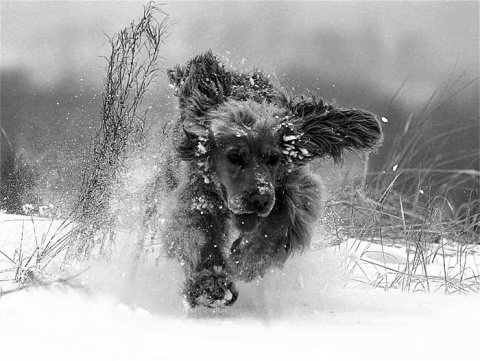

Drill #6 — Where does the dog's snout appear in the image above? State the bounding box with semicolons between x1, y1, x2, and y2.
249;193;271;212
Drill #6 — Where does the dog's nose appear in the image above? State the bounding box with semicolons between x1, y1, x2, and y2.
249;194;271;212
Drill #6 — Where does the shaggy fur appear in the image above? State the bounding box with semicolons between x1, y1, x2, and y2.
163;51;383;308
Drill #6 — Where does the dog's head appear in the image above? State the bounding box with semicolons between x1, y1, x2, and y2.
168;51;383;234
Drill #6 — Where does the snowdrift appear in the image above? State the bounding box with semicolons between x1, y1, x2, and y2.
0;213;479;361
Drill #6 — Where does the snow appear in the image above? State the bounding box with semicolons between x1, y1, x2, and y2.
1;214;479;361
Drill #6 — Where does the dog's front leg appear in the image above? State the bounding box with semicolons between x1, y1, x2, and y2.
163;184;238;308
229;197;291;282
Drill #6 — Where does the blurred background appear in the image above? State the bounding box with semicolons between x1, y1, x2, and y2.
1;1;479;214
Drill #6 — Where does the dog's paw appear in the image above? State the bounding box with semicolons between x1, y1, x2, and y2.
184;269;238;308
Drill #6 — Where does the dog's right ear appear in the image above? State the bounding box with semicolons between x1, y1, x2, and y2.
177;122;211;161
167;51;232;119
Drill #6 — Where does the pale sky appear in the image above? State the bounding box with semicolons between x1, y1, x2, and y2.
1;1;478;90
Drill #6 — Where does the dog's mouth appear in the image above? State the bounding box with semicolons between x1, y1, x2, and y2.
221;187;274;234
232;213;259;234
228;197;274;234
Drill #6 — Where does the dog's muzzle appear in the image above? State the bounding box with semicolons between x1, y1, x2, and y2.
227;188;275;217
228;183;275;234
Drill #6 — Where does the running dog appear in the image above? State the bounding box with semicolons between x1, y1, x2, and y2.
163;51;382;307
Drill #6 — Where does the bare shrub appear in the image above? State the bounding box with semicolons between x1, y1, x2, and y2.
67;3;171;261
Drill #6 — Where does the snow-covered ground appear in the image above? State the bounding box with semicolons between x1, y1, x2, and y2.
1;213;479;361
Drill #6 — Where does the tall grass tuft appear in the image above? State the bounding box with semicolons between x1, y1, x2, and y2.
67;3;171;261
324;72;480;293
370;69;479;200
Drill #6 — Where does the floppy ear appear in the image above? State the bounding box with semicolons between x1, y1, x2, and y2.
167;51;233;119
167;51;283;119
176;121;211;161
280;97;383;164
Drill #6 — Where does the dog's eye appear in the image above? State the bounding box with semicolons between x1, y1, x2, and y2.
227;153;245;166
266;154;280;167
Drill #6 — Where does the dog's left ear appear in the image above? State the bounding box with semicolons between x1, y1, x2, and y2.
281;97;383;164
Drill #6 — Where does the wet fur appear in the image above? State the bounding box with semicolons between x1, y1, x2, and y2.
162;51;383;308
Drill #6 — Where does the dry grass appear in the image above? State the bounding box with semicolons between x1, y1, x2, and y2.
1;3;172;295
323;178;479;294
0;216;84;295
323;71;479;294
66;3;171;262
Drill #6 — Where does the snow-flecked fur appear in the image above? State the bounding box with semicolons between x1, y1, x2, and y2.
163;51;383;308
